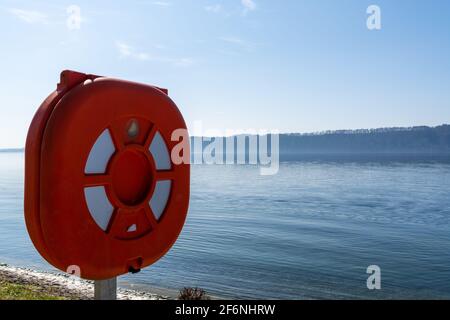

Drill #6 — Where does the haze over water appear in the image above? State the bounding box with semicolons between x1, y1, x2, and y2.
1;152;449;299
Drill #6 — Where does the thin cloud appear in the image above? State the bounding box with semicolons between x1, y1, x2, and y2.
9;8;48;24
205;4;222;13
115;41;193;67
151;1;172;7
137;1;172;7
220;36;258;53
241;0;256;11
220;36;246;46
170;57;194;67
116;41;150;61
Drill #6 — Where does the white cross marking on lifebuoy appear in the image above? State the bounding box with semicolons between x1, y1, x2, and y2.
84;129;115;174
84;186;114;231
83;128;173;233
149;131;172;170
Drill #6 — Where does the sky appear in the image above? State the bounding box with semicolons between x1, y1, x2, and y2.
0;0;449;148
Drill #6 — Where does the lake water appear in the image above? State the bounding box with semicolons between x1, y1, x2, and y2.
1;152;450;299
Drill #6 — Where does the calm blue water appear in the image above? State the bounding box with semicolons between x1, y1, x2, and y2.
1;152;450;299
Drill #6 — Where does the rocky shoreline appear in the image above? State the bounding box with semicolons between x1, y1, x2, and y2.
0;264;169;300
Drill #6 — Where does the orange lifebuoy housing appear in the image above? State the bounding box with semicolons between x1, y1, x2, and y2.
24;70;190;280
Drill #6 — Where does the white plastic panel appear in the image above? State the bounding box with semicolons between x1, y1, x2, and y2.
149;180;172;220
149;131;171;170
85;129;116;174
84;186;114;231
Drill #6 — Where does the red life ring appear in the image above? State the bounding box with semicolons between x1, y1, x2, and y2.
24;70;190;280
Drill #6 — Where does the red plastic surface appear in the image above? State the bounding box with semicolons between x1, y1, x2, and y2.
24;71;190;280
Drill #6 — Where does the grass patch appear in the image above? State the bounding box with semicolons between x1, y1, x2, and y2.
0;280;66;300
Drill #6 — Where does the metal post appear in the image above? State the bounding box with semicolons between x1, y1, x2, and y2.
94;278;117;300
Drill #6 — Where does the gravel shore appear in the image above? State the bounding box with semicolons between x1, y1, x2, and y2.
0;264;169;300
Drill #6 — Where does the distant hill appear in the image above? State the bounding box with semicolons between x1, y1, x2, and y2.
0;148;24;153
278;124;450;154
192;125;450;160
2;125;450;157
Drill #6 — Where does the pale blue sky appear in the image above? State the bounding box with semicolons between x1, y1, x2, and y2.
0;0;449;147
